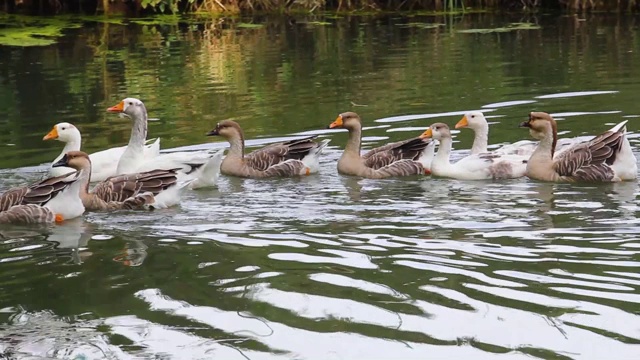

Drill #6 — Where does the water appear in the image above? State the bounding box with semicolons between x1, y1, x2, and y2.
1;12;640;360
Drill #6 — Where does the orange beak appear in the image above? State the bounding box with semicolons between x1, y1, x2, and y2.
328;115;344;129
455;115;469;129
43;126;59;140
107;101;125;113
419;128;433;139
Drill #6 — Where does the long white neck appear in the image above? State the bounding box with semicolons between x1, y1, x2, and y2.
117;109;148;174
53;137;81;163
470;124;489;154
433;137;453;166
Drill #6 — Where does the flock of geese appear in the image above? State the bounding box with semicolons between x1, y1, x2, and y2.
0;97;637;225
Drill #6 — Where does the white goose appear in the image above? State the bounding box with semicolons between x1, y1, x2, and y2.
455;111;592;157
107;98;224;189
421;122;528;180
43;122;160;182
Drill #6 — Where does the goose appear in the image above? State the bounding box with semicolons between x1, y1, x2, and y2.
455;111;591;156
206;120;330;178
518;112;638;182
106;98;224;189
0;171;85;224
421;122;527;180
327;111;433;179
43;122;160;182
52;151;185;210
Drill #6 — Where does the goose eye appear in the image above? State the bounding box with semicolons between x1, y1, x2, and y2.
61;127;66;130
471;115;475;118
129;102;134;106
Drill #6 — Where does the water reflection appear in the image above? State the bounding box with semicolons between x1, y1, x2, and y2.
0;12;640;360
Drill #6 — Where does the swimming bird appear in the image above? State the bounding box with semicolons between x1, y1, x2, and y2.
107;98;224;189
327;111;433;179
519;112;637;182
421;122;527;180
0;171;85;224
455;111;591;156
43;122;160;182
52;151;183;210
206;120;330;178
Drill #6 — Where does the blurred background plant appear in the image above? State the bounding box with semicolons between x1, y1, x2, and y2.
2;0;639;15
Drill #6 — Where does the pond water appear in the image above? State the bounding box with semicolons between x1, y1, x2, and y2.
1;12;640;360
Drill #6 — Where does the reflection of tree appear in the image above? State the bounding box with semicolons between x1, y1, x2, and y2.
1;14;639;170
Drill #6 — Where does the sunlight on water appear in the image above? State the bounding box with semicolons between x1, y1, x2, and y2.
1;13;640;360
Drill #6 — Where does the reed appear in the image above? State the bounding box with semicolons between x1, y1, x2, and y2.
1;0;639;15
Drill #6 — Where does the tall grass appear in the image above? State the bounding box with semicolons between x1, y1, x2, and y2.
2;0;639;14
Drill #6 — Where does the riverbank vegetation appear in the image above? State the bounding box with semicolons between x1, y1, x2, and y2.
1;0;639;15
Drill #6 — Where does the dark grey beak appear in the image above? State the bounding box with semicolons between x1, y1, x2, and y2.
52;154;69;168
206;129;219;136
519;121;531;128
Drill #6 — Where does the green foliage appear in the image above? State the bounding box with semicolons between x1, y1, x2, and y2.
0;15;82;47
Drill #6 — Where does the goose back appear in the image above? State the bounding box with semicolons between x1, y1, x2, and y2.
363;137;432;170
0;171;78;212
245;136;320;171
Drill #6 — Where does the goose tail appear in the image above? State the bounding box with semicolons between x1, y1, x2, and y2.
188;148;225;190
301;139;331;174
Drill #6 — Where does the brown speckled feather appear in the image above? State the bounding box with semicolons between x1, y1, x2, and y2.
0;204;56;224
0;171;78;212
92;169;179;203
363;137;431;170
245;136;319;171
371;159;425;178
553;129;623;182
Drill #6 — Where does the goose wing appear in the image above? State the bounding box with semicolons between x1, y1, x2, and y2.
363;137;431;170
245;136;319;171
371;159;425;177
553;128;624;181
0;204;56;224
92;169;179;203
0;171;79;211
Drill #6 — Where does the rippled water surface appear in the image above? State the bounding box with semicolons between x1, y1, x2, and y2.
1;13;640;360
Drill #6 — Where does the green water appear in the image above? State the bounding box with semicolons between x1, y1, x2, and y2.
0;13;639;360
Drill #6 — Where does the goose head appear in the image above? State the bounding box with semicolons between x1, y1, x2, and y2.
43;122;81;143
455;111;488;130
107;97;147;119
52;151;92;171
206;120;244;140
519;112;556;140
420;123;451;141
328;112;361;130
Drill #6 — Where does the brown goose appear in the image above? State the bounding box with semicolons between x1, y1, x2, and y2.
0;171;85;224
52;151;181;211
206;120;330;178
327;111;434;179
519;112;638;182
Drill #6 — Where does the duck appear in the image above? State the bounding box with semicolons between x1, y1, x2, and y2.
51;151;186;211
206;120;330;178
455;111;592;156
327;112;433;179
421;122;527;180
0;171;85;224
43;122;160;182
518;112;638;182
106;98;224;189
